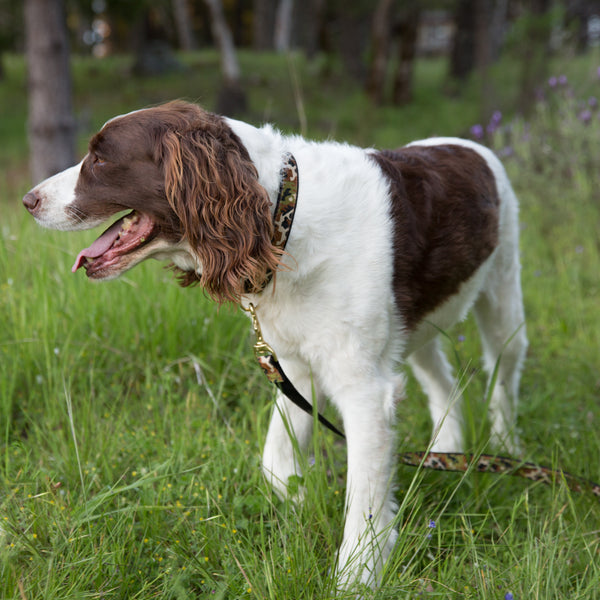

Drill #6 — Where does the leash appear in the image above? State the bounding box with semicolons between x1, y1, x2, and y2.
241;150;345;438
244;302;600;499
400;451;600;498
241;150;600;499
241;302;346;439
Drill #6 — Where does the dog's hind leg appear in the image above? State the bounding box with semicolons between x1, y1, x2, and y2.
408;337;464;452
473;261;527;454
473;182;528;454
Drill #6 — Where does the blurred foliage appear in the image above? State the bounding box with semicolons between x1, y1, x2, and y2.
0;0;22;51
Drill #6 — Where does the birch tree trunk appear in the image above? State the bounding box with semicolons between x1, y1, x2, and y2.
203;0;247;115
24;0;76;183
274;0;294;52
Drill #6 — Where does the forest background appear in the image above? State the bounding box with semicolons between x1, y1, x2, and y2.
1;1;600;598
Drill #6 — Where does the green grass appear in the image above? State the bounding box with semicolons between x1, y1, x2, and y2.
2;50;600;598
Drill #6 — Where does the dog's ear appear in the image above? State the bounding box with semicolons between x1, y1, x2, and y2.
158;120;283;303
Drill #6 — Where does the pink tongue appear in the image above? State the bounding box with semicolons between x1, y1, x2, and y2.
72;216;126;272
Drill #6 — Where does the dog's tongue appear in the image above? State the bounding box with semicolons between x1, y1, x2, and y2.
71;216;126;272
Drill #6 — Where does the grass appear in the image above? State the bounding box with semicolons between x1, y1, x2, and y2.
1;50;600;598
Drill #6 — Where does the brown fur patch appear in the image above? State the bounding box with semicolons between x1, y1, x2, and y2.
371;144;500;330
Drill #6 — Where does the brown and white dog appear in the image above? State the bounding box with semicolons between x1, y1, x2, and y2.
23;101;527;588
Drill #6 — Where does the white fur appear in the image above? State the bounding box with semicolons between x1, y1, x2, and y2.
27;115;528;591
228;124;527;588
28;161;87;230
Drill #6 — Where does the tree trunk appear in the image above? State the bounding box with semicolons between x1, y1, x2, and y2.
24;0;76;183
253;0;276;50
393;7;420;106
132;7;183;76
449;0;476;81
274;0;294;52
473;0;494;71
489;0;508;61
300;0;326;59
203;0;247;115
332;7;370;82
173;0;197;51
366;0;395;104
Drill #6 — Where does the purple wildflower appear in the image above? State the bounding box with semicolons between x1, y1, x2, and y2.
457;335;466;343
486;110;503;135
558;74;568;86
548;76;558;88
470;124;484;139
505;593;514;600
588;96;598;108
578;109;592;123
426;519;436;538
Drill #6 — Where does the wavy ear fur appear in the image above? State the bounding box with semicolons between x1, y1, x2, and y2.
157;105;283;303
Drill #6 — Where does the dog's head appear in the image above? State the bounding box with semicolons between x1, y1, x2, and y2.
23;101;282;302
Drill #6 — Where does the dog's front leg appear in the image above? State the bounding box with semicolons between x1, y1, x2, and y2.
334;379;400;589
262;358;320;501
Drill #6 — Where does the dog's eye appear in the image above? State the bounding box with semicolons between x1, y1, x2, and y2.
89;151;107;169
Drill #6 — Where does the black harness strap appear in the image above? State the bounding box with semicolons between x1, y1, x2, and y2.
257;354;346;439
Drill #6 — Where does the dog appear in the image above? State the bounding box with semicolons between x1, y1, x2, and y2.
23;100;527;588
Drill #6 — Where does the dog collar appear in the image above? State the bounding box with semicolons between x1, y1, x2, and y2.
271;152;298;253
243;152;298;295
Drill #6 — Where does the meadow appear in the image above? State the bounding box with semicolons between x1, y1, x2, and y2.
1;50;600;598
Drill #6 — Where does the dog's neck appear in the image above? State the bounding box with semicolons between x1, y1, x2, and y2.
225;117;287;213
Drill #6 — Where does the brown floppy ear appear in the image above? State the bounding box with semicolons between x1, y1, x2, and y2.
159;119;283;303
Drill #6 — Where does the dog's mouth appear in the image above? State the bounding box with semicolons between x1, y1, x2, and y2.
72;210;157;277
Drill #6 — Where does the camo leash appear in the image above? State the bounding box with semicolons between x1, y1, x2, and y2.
399;451;600;498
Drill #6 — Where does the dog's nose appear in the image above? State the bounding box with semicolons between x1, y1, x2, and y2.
23;191;41;213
